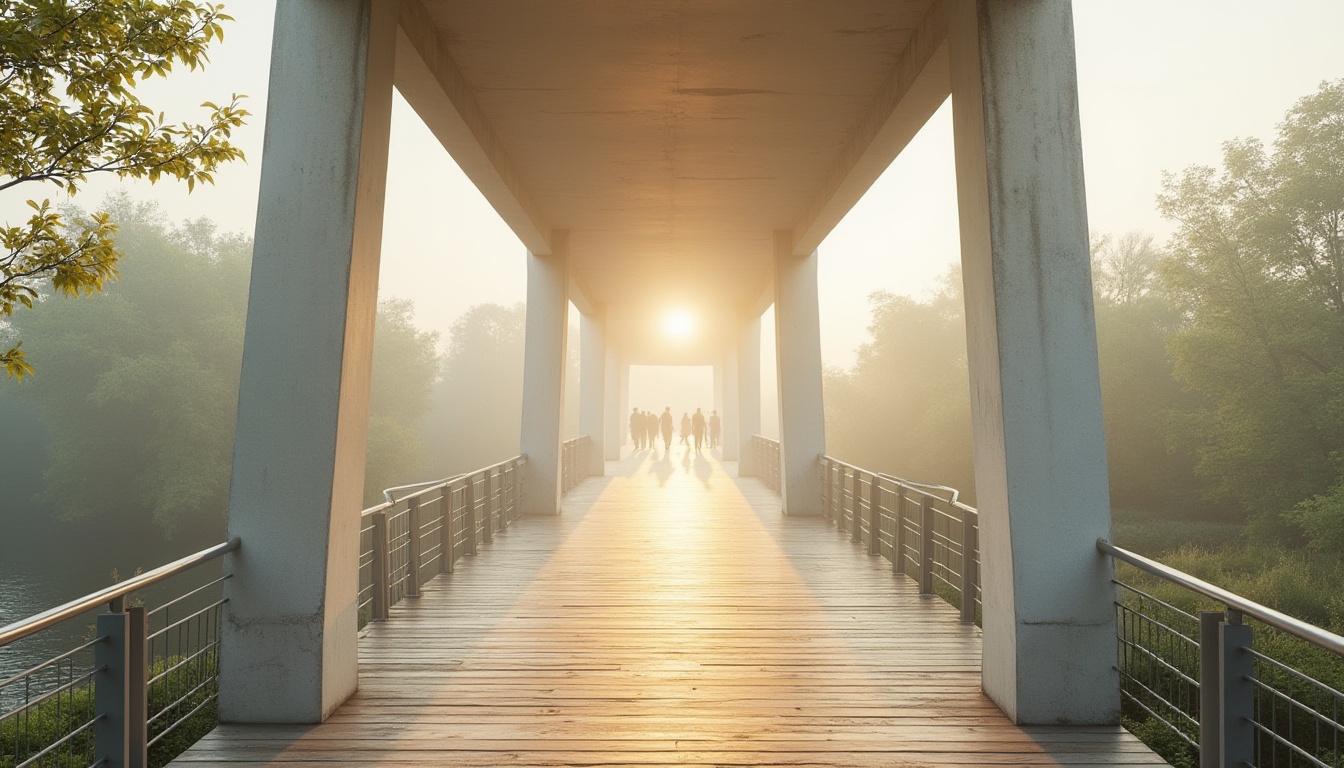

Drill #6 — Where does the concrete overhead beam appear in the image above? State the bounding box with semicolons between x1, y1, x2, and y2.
394;0;551;255
792;2;951;256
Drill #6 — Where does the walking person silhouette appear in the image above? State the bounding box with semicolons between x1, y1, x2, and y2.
659;407;673;451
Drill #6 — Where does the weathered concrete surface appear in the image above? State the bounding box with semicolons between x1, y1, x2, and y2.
773;234;826;516
948;0;1118;725
221;0;395;724
579;311;607;475
519;239;571;516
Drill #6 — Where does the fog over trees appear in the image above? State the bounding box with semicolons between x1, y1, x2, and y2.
0;197;443;542
824;81;1344;604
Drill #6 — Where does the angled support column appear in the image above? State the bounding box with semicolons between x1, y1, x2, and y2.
519;235;570;515
618;363;628;446
579;310;607;475
948;0;1117;724
722;349;739;461
737;315;762;475
221;0;395;724
604;345;621;460
773;233;826;515
712;361;724;451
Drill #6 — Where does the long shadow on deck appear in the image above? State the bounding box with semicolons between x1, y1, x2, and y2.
176;447;1165;766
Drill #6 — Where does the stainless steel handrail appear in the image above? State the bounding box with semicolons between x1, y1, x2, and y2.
0;537;241;647
1098;538;1344;656
382;474;467;505
876;472;963;506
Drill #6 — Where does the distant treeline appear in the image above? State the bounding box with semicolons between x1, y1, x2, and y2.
0;194;573;545
825;79;1344;557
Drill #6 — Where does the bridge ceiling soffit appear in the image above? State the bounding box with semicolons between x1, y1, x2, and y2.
791;2;950;256
394;0;553;255
395;0;949;300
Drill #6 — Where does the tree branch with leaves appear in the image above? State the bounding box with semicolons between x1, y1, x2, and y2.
0;0;249;378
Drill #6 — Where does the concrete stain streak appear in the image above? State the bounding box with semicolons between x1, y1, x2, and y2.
677;87;780;97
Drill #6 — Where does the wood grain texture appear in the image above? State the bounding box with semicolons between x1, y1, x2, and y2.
176;448;1165;767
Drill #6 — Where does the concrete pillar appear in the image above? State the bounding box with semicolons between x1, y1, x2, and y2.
220;0;395;724
603;346;621;460
722;349;739;461
519;235;570;515
948;0;1117;725
737;315;761;475
579;310;606;475
712;361;724;452
773;234;826;516
618;361;630;448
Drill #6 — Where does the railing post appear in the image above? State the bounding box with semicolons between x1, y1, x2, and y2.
465;474;478;555
867;477;881;556
127;606;147;768
371;510;390;619
497;466;507;528
439;488;454;574
510;460;522;521
95;611;130;768
1199;611;1225;768
821;459;832;521
919;496;936;596
850;469;863;543
406;497;423;597
893;489;905;576
489;470;499;543
959;510;977;624
1220;613;1255;768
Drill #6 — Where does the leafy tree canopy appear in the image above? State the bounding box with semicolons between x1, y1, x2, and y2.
11;196;442;540
421;303;528;477
1;0;247;378
1159;79;1344;528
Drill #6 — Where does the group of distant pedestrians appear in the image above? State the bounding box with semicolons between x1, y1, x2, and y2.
630;406;721;453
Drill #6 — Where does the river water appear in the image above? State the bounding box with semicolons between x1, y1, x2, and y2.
0;523;221;694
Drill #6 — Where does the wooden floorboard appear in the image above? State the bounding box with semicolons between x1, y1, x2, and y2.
177;448;1166;767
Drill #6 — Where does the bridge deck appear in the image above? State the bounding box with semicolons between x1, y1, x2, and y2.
178;448;1164;766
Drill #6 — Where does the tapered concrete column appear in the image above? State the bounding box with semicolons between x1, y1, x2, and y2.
948;0;1117;725
773;234;826;516
712;361;724;450
519;235;570;515
603;346;621;460
722;350;739;461
220;0;395;724
618;361;630;447
737;316;761;475
579;311;606;475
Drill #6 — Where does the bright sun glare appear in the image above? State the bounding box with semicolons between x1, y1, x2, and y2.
664;310;694;340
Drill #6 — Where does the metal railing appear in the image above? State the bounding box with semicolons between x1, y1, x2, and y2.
0;538;239;768
561;436;591;495
358;455;527;622
750;436;781;493
1099;539;1344;768
818;455;980;624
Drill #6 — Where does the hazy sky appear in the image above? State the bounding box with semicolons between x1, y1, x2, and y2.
14;2;1344;374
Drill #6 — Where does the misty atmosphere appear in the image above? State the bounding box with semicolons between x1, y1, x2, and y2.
2;3;1343;767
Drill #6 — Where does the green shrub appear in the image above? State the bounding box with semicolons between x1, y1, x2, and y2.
1;652;221;768
1123;716;1197;768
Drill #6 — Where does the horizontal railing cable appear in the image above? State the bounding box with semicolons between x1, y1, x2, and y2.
746;446;1344;767
0;537;239;648
1099;538;1344;655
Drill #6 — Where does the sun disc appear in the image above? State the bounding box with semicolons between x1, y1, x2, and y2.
664;310;694;339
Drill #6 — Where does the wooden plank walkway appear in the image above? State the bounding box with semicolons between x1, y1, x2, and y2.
178;447;1165;767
